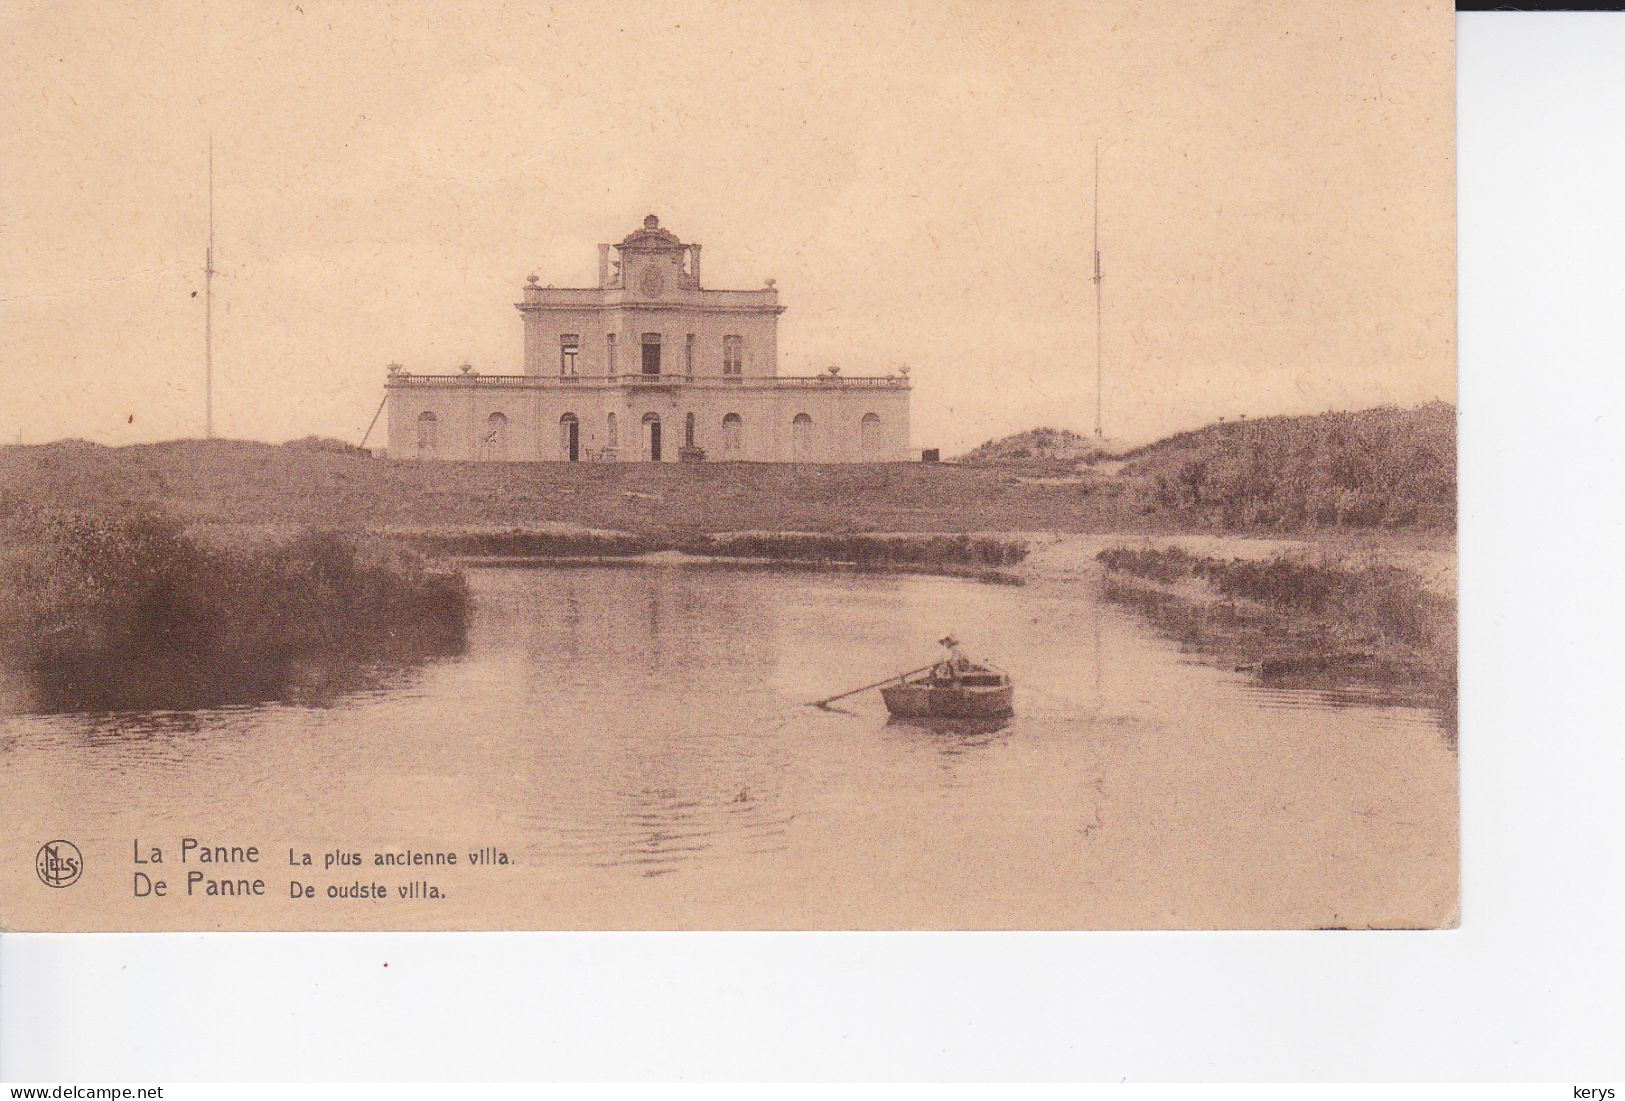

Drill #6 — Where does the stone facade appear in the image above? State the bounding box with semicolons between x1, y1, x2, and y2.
385;215;912;462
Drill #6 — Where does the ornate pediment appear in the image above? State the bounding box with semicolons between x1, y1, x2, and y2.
617;213;683;251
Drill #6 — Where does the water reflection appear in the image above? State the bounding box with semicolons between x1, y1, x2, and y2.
0;565;1458;926
3;644;462;718
884;715;1012;752
1099;577;1457;742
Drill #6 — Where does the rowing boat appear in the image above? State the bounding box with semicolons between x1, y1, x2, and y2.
879;662;1014;720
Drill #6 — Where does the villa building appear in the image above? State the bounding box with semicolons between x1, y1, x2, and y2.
385;215;912;462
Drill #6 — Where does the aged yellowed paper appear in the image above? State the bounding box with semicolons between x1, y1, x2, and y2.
1;0;1454;931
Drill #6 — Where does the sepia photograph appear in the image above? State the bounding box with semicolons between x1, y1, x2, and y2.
1;0;1456;933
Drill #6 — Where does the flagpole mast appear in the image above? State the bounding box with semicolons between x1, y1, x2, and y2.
1092;139;1103;441
205;134;216;439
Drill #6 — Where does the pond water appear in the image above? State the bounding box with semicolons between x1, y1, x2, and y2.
0;565;1457;930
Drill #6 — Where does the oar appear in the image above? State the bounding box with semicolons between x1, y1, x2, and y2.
809;661;939;710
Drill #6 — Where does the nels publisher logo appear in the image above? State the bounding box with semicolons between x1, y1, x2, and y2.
36;839;83;888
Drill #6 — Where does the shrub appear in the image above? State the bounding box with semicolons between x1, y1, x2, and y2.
405;530;659;558
0;509;470;711
1095;545;1200;583
680;532;1029;568
1120;402;1456;530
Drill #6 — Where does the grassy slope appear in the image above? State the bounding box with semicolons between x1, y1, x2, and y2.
0;403;1456;538
1117;401;1456;528
0;439;1160;536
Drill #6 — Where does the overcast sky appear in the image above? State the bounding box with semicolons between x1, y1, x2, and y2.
1;0;1453;453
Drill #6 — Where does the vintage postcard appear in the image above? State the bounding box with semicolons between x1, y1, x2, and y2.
0;0;1455;931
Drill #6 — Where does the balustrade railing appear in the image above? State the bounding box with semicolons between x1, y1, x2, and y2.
387;372;909;389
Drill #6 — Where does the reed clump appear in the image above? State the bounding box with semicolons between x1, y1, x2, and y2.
1095;545;1202;584
678;532;1029;568
0;509;470;711
404;529;661;558
1096;544;1455;705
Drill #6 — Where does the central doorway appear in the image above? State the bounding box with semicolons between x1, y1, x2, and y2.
560;413;579;461
642;412;662;462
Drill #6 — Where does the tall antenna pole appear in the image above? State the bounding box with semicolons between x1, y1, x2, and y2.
205;135;216;439
1092;139;1104;441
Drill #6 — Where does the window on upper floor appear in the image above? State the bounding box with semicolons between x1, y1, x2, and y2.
685;333;695;375
723;335;743;377
641;332;661;376
607;333;617;374
560;334;580;376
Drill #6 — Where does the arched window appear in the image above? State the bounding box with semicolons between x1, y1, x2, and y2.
722;413;743;456
559;413;579;462
791;413;813;461
416;411;438;458
860;412;882;460
606;412;619;450
684;411;696;448
485;411;509;461
641;412;662;462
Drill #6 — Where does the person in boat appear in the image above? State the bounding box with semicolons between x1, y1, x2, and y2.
935;635;972;681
